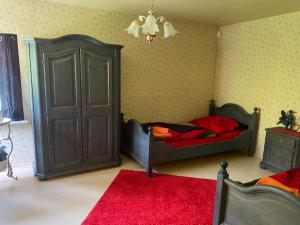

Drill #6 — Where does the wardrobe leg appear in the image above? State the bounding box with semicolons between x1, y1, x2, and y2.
37;177;47;181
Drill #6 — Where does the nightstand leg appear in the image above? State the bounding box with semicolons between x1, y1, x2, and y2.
259;161;267;169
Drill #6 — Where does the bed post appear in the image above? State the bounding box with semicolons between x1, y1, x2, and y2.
248;107;260;156
146;127;153;177
209;100;216;115
213;161;229;225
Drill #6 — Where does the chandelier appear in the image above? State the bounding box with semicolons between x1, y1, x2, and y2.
125;0;179;44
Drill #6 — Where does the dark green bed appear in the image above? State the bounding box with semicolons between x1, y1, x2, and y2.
123;100;260;176
213;161;300;225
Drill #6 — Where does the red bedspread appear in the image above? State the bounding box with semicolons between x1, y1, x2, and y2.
257;167;300;196
165;129;243;147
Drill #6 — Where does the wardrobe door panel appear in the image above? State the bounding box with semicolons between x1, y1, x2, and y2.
51;118;81;170
86;59;109;106
50;56;76;107
43;48;83;171
81;48;113;164
87;116;111;159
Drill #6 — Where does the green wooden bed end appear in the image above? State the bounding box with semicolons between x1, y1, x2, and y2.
213;161;300;225
123;100;260;176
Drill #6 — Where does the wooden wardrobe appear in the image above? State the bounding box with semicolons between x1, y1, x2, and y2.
25;35;123;180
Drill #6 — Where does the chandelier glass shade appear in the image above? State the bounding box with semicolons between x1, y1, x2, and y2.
125;1;178;43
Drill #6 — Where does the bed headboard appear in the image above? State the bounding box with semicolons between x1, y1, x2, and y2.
209;100;259;128
209;100;260;156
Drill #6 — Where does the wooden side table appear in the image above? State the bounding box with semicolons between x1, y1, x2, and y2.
260;127;300;172
0;118;17;179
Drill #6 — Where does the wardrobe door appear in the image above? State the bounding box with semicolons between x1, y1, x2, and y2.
43;48;83;171
80;48;113;164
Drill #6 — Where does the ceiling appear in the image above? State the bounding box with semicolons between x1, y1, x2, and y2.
43;0;300;26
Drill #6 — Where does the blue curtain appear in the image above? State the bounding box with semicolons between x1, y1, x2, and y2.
0;34;24;121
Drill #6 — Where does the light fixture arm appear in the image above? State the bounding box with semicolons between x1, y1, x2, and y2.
138;16;146;23
156;16;166;23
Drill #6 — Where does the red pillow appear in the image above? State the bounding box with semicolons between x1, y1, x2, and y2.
189;116;239;134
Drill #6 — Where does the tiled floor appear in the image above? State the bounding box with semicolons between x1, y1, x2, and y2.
0;151;273;225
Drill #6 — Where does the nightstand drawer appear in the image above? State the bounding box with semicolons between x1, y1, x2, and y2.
268;133;296;150
267;146;294;170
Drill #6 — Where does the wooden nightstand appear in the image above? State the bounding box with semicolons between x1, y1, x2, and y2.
260;127;300;172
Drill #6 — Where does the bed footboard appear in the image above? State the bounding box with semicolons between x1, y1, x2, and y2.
213;161;300;225
123;119;153;176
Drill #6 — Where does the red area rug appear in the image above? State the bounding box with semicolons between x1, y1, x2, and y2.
82;170;216;225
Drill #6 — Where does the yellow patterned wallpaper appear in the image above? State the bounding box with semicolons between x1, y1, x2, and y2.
215;11;300;158
0;0;217;123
